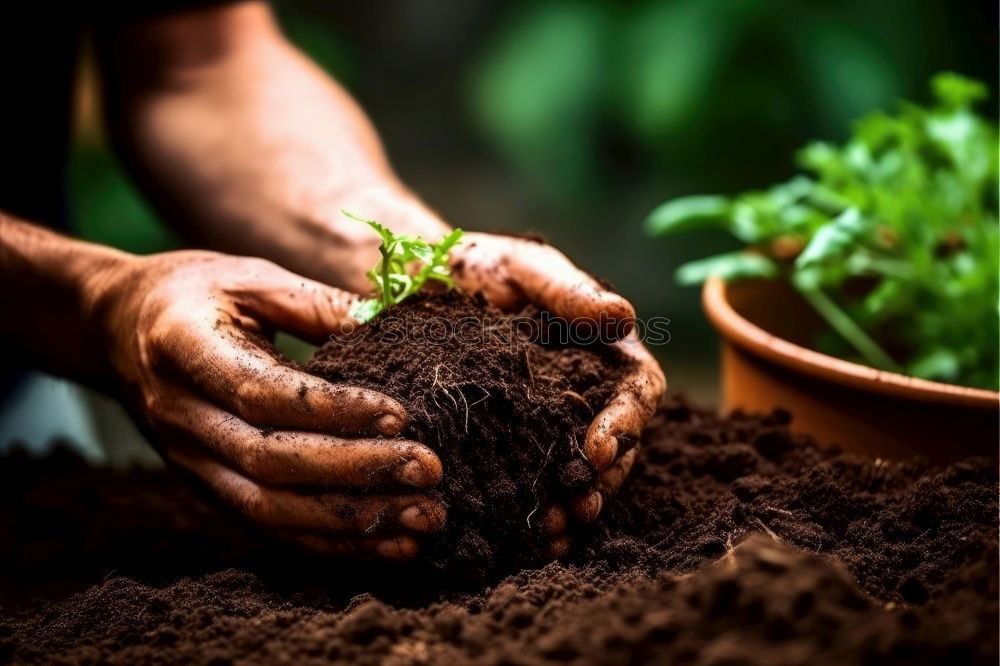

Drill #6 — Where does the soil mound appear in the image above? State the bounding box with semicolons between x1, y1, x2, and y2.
0;400;996;664
306;291;630;575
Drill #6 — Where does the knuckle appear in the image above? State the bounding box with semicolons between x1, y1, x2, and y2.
394;537;420;560
233;380;265;419
141;391;164;417
355;499;392;533
235;485;270;523
239;257;284;283
237;445;272;482
348;453;377;485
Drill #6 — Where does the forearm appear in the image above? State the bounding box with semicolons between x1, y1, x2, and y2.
101;2;449;294
0;212;132;385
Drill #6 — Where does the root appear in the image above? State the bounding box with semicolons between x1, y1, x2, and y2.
457;388;470;434
561;390;592;414
441;385;460;412
526;440;557;528
429;364;446;412
468;387;491;409
753;517;781;542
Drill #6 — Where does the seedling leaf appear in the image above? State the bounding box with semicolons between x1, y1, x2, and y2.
345;212;464;323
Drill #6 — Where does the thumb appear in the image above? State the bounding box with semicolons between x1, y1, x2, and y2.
232;267;361;344
506;240;636;341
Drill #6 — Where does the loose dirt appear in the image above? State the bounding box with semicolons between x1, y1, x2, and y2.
306;291;631;576
1;396;996;664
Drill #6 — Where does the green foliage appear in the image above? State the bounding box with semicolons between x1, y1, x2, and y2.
70;145;180;254
345;212;464;323
646;73;1000;390
468;0;957;205
675;251;778;286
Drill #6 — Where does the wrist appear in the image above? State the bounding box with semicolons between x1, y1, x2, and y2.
332;181;452;240
74;246;142;387
0;213;139;385
291;181;453;294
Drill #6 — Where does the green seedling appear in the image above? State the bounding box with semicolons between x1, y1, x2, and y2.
646;73;999;390
344;211;464;323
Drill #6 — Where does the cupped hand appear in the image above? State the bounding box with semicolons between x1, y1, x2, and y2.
92;250;446;560
449;232;667;554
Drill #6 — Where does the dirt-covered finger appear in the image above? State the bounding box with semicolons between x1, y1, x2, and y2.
164;321;407;436
596;448;637;498
569;490;603;523
254;491;446;534
584;337;665;470
505;240;636;340
227;270;362;344
539;505;568;536
155;397;440;488
167;448;445;534
547;535;572;560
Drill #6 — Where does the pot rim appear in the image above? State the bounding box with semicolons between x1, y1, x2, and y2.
702;277;1000;409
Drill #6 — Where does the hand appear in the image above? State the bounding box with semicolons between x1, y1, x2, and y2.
449;232;666;554
92;250;446;560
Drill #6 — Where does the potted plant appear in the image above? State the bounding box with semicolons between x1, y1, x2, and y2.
646;73;998;462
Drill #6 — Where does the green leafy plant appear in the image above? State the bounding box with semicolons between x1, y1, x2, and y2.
345;211;464;323
646;73;999;390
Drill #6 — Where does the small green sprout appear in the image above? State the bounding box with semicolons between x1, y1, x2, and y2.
344;211;464;323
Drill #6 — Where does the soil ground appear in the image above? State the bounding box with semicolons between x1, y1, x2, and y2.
1;396;996;665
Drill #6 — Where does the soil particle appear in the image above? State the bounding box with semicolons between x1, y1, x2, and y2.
0;396;996;664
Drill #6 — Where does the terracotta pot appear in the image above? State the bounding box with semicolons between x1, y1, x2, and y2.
702;277;999;463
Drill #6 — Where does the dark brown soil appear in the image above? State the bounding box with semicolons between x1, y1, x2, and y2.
305;291;631;576
1;398;996;665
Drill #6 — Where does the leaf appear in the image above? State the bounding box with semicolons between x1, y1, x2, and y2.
342;210;394;247
411;229;464;295
399;236;434;263
795;208;869;268
645;195;730;236
907;347;961;382
931;72;988;111
675;251;779;285
344;213;464;318
349;298;383;324
645;72;999;389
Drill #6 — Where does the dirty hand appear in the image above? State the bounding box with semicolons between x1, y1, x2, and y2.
449;232;666;552
92;250;445;560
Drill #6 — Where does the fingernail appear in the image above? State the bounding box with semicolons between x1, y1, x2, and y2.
376;537;418;560
400;505;424;530
591;491;604;517
588;434;618;470
375;413;403;436
548;536;571;560
376;538;405;559
397;460;427;486
541;506;568;534
402;503;446;532
404;505;441;533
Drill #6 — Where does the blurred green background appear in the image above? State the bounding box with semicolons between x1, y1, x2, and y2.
70;0;998;402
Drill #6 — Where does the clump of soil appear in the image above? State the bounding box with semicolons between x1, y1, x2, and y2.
0;398;996;664
305;291;631;574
